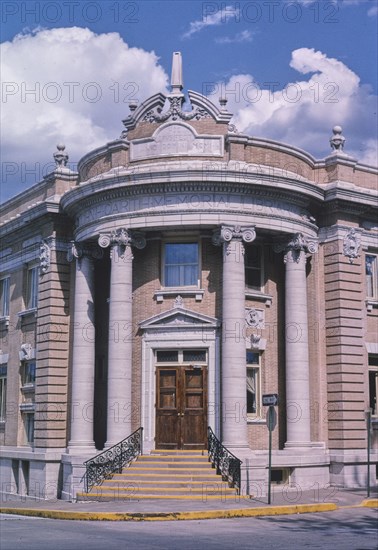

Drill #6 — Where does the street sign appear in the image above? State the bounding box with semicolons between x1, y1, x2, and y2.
262;394;279;407
266;405;277;432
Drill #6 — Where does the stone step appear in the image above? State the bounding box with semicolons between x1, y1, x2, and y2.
150;449;206;455
78;449;237;501
77;491;240;501
89;484;235;496
100;479;230;489
127;461;212;470
138;455;210;462
112;472;222;482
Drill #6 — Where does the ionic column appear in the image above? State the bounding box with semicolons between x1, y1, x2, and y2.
99;229;146;447
213;225;256;451
278;233;318;448
67;243;96;451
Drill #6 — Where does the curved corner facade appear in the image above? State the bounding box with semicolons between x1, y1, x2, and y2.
0;75;377;501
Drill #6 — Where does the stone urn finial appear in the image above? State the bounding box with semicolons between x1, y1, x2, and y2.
53;144;69;168
330;125;345;153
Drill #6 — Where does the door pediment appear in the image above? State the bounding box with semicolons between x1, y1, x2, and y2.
139;306;220;331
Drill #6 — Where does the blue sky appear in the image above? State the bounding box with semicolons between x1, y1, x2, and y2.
1;0;377;202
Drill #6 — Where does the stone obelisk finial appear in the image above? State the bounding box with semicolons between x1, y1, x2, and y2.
170;51;183;95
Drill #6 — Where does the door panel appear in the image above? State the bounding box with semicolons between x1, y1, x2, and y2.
156;366;207;449
155;369;180;449
182;369;207;450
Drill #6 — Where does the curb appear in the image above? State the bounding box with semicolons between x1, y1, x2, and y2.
361;499;378;508
0;503;337;521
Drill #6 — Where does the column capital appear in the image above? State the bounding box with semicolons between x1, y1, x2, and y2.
98;228;146;252
274;233;318;263
66;241;103;263
212;225;256;246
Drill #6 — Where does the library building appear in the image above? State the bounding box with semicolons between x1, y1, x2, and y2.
0;53;377;501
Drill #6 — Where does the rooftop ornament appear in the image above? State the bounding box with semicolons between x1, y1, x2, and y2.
329;125;346;154
53;144;69;168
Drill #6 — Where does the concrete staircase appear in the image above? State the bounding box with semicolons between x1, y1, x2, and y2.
77;449;238;501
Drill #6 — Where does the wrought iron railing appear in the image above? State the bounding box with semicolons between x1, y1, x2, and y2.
207;426;242;493
82;427;143;493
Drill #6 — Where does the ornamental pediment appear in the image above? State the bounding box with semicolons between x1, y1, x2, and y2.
139;306;220;331
130;122;223;161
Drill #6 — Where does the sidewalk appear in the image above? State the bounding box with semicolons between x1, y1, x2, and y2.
1;487;377;521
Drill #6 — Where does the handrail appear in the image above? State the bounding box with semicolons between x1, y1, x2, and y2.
82;427;143;493
207;426;242;493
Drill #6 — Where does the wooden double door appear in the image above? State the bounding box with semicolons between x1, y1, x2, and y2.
155;366;207;449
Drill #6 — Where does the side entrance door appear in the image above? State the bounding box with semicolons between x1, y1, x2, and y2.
155;366;207;449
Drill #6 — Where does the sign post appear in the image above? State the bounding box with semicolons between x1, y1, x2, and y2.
365;408;372;498
263;394;279;505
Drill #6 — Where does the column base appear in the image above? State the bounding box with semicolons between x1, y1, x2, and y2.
284;441;326;451
66;444;97;455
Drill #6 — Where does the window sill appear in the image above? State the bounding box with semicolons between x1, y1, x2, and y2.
247;417;265;425
245;291;273;307
19;403;35;412
0;316;10;327
366;299;378;312
155;288;204;303
21;384;35;394
18;308;37;319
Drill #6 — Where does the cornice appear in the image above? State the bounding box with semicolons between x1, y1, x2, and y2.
0;200;62;238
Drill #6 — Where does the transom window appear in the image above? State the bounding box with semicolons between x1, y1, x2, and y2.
164;243;199;287
246;351;261;418
245;246;263;291
156;349;207;365
366;255;378;299
0;278;10;317
26;266;38;310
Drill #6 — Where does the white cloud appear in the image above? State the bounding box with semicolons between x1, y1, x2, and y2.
208;48;377;165
1;26;169;194
215;30;254;44
368;5;378;16
182;5;240;39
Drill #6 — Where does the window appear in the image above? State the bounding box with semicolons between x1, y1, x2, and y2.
26;266;38;309
0;278;10;317
23;413;34;444
22;361;36;386
366;255;378;298
0;366;7;421
164;243;199;287
245;246;262;291
246;351;261;418
369;355;378;416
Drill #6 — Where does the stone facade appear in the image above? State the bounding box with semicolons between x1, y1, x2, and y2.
0;54;377;500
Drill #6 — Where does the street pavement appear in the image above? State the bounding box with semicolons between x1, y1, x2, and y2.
0;486;377;521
